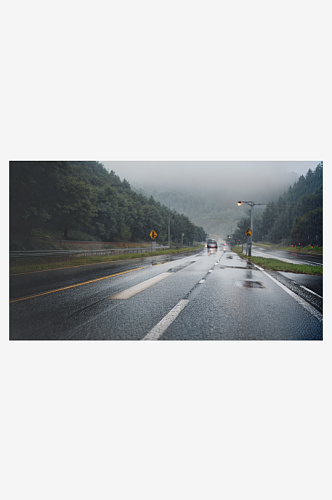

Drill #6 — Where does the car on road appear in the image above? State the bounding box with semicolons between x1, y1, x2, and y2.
207;239;218;249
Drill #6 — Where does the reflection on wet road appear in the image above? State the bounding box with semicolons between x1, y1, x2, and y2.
10;246;323;341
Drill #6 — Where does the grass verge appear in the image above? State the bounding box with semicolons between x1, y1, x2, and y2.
10;246;203;275
232;247;322;275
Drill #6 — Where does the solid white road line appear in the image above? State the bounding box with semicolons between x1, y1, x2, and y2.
142;299;189;340
108;272;172;299
300;285;322;298
254;265;322;323
301;260;323;266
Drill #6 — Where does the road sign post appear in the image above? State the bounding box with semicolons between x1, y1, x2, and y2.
245;228;252;256
150;230;157;252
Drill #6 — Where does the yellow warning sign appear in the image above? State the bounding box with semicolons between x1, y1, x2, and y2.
245;228;252;237
149;230;157;240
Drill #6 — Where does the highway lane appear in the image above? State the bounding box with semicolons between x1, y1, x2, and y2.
161;265;322;340
9;248;322;340
10;252;205;340
9;253;186;302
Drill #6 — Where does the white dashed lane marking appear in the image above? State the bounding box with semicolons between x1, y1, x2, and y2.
142;300;189;340
108;272;172;299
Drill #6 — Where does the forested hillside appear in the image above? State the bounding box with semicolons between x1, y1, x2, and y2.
233;162;323;246
10;161;207;249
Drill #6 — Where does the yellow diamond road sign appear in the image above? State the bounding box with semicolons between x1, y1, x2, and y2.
245;228;252;237
150;230;157;240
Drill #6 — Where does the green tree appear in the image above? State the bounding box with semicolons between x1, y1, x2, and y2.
290;208;322;247
10;161;71;244
121;227;132;243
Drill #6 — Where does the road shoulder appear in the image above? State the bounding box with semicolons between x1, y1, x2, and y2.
262;270;322;315
235;250;323;315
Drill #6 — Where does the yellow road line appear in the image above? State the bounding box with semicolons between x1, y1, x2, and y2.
9;267;144;304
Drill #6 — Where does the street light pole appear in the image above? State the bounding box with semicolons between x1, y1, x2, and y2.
168;206;176;249
168;206;170;249
238;200;265;257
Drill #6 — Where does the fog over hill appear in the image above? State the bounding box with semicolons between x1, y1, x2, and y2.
101;161;320;238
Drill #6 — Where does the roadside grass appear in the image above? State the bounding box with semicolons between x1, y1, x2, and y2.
10;246;203;275
232;247;322;275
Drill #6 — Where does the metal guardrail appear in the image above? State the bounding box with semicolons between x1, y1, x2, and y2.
10;246;170;259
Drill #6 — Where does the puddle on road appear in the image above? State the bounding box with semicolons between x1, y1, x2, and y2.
235;280;265;289
167;261;196;273
219;265;255;270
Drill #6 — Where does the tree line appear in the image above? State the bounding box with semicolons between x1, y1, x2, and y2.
10;161;207;249
232;163;323;247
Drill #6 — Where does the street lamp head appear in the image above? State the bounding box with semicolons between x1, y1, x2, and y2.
237;201;242;206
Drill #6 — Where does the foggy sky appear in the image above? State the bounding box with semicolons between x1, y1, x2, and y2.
101;160;320;197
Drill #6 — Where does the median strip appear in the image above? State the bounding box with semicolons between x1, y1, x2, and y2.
10;246;204;276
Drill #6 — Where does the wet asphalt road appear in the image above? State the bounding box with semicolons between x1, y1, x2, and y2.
10;248;323;340
278;272;322;297
251;246;323;266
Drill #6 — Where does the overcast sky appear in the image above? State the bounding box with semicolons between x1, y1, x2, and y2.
101;160;320;194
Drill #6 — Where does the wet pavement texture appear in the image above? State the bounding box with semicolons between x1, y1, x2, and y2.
9;248;323;341
278;272;322;297
10;251;198;301
161;263;322;341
